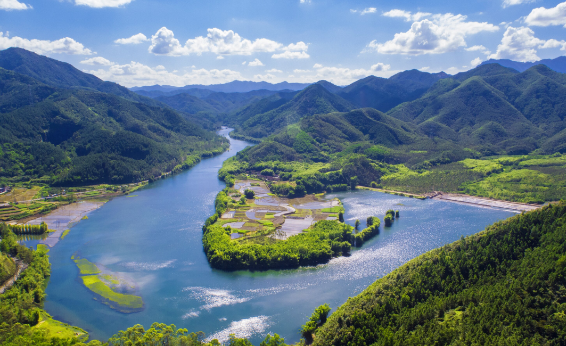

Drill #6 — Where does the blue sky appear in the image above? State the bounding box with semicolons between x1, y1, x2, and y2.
1;0;565;87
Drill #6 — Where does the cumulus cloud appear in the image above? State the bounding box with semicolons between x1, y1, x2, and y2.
266;68;283;73
74;0;134;8
114;33;148;45
525;2;566;27
539;38;566;50
313;63;323;68
272;51;310;59
0;32;93;55
248;58;264;66
371;63;391;71
293;69;311;73
85;61;245;87
471;57;483;67
80;57;114;66
502;0;535;8
466;45;491;55
0;0;32;10
488;26;544;62
351;8;377;15
383;9;432;22
149;27;308;59
368;12;499;55
254;73;276;80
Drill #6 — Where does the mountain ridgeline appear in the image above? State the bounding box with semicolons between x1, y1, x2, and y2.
0;48;228;186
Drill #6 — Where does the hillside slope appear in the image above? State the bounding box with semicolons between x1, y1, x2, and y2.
314;202;566;345
0;59;227;186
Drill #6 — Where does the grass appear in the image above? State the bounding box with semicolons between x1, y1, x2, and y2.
80;275;144;310
61;229;71;239
33;311;88;342
100;274;120;285
265;213;275;219
257;220;274;226
460;158;502;175
126;195;138;198
0;253;16;284
519;155;566;167
74;258;100;275
461;169;566;203
321;206;342;213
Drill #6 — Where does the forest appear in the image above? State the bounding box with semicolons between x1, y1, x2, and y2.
312;201;566;345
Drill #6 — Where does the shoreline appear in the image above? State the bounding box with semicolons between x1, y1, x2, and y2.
356;186;542;213
26;200;107;248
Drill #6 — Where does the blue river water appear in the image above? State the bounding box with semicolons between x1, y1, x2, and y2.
35;128;515;344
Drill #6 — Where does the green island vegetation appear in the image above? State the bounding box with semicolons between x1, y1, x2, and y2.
307;201;566;345
61;229;71;239
72;256;143;313
201;180;382;270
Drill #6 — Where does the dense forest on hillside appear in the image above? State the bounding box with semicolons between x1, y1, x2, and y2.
313;201;566;345
0;49;228;187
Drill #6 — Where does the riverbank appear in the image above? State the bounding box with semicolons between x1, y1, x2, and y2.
0;258;27;294
24;200;107;247
356;185;542;213
431;192;541;213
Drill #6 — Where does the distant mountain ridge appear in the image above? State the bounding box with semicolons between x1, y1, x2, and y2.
131;80;311;93
481;56;566;73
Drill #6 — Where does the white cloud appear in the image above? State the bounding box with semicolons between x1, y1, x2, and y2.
293;69;311;73
300;0;310;3
313;63;323;68
148;27;308;59
502;0;535;8
488;26;544;62
0;32;93;55
371;63;391;71
114;33;148;45
525;2;566;27
420;66;430;71
74;0;134;8
383;9;432;22
368;13;499;55
471;57;483;67
216;55;224;60
272;51;310;59
266;68;283;73
466;45;491;55
0;0;32;10
254;73;276;80
352;7;377;15
80;57;114;66
248;58;264;66
86;61;245;87
539;38;566;50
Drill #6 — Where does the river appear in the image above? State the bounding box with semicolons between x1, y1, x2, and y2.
32;128;515;344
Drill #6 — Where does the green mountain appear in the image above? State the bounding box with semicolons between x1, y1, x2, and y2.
155;93;218;114
233;84;354;139
0;48;161;108
337;70;448;112
313;202;566;345
0;51;227;186
389;64;566;154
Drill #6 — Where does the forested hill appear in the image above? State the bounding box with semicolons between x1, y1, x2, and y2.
0;51;228;186
0;48;161;107
313;201;566;345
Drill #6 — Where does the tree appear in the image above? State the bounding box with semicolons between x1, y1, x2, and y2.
301;304;332;344
260;334;287;346
244;189;255;199
338;211;344;223
355;219;360;230
239;196;247;204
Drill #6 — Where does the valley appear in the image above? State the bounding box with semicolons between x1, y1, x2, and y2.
1;47;565;346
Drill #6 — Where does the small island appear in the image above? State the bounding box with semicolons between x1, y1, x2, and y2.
202;180;381;270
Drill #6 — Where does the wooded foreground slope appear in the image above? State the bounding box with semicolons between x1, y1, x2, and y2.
314;201;566;346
